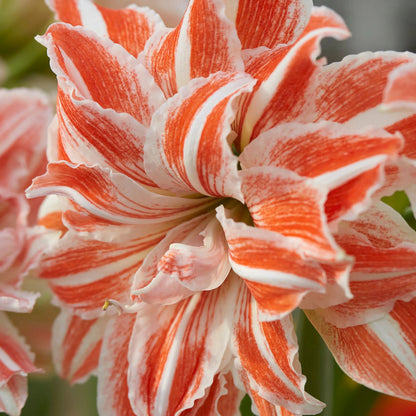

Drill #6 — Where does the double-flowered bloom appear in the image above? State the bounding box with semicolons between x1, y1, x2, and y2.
0;89;51;415
25;0;416;414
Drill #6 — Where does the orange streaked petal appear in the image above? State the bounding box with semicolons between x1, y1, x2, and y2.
241;121;402;224
225;0;313;50
241;166;340;262
38;23;165;126
55;83;156;187
322;202;416;328
47;0;164;56
307;298;416;401
313;51;413;123
232;285;323;414
180;372;243;416
27;162;213;225
145;71;255;199
217;206;325;319
237;6;349;148
97;313;136;416
39;226;165;315
383;61;416;109
144;0;243;96
128;277;239;416
52;309;106;384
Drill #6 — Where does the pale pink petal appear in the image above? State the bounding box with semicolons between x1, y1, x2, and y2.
232;284;323;415
52;309;106;384
133;213;230;304
127;277;239;416
320;202;416;328
47;0;164;56
0;194;26;274
38;23;165;126
0;89;50;194
0;285;39;314
27;162;213;225
97;313;136;416
145;71;255;199
307;298;416;401
217;206;325;320
224;0;313;50
237;6;349;148
241;166;341;262
144;0;243;96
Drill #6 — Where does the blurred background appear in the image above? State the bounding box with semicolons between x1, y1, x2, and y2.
0;0;415;415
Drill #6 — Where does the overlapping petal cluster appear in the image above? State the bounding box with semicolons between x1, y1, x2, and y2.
27;0;416;414
0;89;51;415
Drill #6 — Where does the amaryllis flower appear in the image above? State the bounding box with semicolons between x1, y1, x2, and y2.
0;88;51;415
27;0;416;414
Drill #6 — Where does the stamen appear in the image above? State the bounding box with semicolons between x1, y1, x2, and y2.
102;299;124;315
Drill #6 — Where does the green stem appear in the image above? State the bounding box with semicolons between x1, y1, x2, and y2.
295;309;336;415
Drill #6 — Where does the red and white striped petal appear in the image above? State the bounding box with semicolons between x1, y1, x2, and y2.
217;206;326;320
232;284;323;415
144;0;243;97
377;160;416;222
127;278;239;416
180;371;243;416
46;0;164;56
224;0;313;50
382;61;416;161
0;375;27;416
237;6;349;148
241;166;341;262
52;309;106;384
0;313;37;383
133;213;230;304
0;89;50;194
55;82;157;187
0;285;39;314
145;72;255;199
128;0;188;27
300;260;353;310
38;23;165;126
383;61;416;109
312;51;414;124
240;122;402;223
387;116;416;161
249;392;298;416
39;226;165;316
27;162;213;225
307;298;416;401
97;313;136;416
0;194;26;274
320;202;416;328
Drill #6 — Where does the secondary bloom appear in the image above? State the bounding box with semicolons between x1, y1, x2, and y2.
28;0;416;414
0;88;51;415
